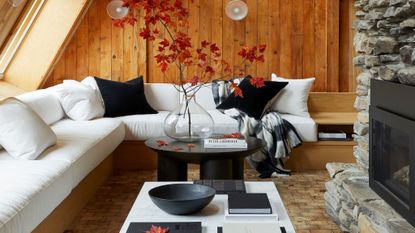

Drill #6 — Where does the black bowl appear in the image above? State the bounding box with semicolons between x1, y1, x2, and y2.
148;183;216;215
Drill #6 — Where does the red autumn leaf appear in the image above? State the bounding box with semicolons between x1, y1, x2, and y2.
139;27;154;40
259;44;267;53
230;83;243;98
145;225;169;233
224;132;242;139
160;62;168;72
187;143;196;148
256;54;265;63
201;40;210;48
113;19;124;28
156;140;168;147
238;47;248;58
250;77;265;88
189;75;199;86
172;146;183;151
210;43;220;53
159;39;170;48
205;66;215;74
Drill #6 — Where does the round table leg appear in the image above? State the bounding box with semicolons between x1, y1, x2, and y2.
157;153;188;181
232;158;245;179
200;159;233;179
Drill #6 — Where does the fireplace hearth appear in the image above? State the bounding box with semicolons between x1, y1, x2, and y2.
370;79;415;227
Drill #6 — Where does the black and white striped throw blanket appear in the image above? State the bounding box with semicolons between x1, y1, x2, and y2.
211;80;302;178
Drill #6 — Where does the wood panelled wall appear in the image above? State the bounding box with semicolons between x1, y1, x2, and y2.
43;0;355;92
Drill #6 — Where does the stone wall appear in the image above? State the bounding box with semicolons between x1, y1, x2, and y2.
324;0;415;232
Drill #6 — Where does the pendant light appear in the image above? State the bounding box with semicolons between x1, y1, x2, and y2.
225;0;248;21
107;0;129;19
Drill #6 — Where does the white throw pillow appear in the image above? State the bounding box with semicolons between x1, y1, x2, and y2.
56;79;105;121
270;73;315;117
0;98;57;159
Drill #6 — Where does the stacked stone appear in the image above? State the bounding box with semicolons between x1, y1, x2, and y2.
324;0;415;232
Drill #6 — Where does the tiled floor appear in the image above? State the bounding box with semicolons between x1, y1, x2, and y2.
64;169;341;233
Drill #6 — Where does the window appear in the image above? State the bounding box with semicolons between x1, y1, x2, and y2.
0;0;45;78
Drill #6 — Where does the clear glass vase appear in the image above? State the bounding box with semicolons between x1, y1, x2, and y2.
164;95;214;142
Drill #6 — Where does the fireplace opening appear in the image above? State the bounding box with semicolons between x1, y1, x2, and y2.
370;79;415;227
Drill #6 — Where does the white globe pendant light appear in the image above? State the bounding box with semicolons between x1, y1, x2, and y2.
107;0;129;19
225;0;248;21
8;0;24;7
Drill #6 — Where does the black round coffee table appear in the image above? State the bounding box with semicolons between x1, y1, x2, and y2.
145;136;265;181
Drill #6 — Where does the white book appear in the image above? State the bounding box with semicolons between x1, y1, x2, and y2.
318;132;347;139
223;222;281;233
204;138;247;144
203;138;247;148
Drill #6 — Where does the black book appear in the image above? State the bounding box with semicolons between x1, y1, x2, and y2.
228;193;272;214
127;222;201;233
193;180;246;194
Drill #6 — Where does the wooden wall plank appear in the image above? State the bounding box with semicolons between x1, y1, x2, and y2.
43;0;355;93
268;0;279;79
99;0;112;79
327;0;340;92
76;18;89;81
87;0;100;77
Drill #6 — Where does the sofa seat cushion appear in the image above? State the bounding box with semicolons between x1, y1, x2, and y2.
41;118;125;187
0;118;125;188
280;114;317;142
118;110;240;141
0;160;72;233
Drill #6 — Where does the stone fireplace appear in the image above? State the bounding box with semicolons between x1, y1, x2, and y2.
324;0;415;232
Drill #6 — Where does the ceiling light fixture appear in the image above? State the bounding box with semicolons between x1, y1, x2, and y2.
107;0;129;20
8;0;24;7
225;0;248;21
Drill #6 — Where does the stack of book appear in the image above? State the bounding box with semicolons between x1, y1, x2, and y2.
203;138;247;148
127;222;201;233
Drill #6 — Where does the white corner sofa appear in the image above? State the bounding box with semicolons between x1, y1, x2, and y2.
0;83;317;233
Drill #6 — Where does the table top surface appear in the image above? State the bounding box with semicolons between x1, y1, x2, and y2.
120;181;295;233
145;136;264;154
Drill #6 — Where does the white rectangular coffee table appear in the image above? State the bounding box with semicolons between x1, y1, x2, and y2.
120;181;295;233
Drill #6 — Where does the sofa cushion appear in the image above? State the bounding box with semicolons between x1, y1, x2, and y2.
16;88;65;125
117;110;239;141
0;98;57;160
280;114;317;142
217;77;288;119
39;118;125;187
0;160;72;233
55;80;105;121
144;83;180;111
95;77;158;117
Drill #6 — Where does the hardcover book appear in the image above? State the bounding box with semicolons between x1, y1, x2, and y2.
126;222;201;233
193;180;246;194
228;193;272;214
203;138;247;148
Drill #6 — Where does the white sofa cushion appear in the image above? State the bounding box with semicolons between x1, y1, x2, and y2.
16;88;65;125
280;114;317;142
0;98;57;160
144;83;180;111
118;110;239;141
0;160;72;233
39;118;125;187
56;80;105;121
271;74;315;117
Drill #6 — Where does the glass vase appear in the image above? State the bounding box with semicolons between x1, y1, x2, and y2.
164;95;214;142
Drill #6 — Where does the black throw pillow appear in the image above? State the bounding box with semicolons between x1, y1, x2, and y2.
217;76;288;119
94;76;158;117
